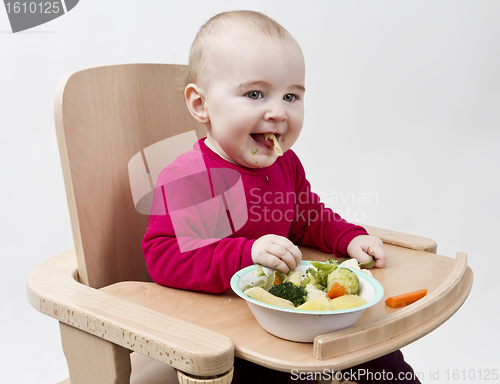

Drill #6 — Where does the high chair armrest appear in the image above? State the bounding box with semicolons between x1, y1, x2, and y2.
26;248;234;377
356;223;438;253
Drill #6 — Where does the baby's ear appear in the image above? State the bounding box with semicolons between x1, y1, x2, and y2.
185;84;209;124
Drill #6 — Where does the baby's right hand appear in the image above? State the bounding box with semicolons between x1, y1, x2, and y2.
251;234;302;274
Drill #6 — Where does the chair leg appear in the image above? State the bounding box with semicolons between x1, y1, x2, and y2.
60;322;132;384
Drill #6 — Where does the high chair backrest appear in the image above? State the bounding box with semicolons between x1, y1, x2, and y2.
55;64;206;289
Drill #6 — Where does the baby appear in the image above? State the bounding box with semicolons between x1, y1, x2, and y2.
143;10;419;384
143;10;386;294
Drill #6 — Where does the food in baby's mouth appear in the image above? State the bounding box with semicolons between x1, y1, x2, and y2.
265;133;283;156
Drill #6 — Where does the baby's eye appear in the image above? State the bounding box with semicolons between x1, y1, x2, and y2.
283;94;297;102
246;91;263;100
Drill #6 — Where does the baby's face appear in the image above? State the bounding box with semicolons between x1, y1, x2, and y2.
201;30;305;168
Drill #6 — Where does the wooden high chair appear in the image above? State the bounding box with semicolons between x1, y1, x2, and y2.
27;64;473;384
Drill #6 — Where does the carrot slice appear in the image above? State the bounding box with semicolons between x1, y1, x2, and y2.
273;274;282;286
327;282;346;299
385;289;428;308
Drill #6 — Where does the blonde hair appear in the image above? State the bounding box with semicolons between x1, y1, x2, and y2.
185;10;294;87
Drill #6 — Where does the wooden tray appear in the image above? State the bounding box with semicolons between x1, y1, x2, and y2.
101;244;472;372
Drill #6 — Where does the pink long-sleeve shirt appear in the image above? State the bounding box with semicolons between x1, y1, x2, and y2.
142;139;367;293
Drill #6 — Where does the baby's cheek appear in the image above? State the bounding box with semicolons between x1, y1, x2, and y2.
282;132;300;151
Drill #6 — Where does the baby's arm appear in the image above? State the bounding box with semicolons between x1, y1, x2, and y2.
143;160;255;293
251;234;302;274
346;235;387;268
143;215;255;293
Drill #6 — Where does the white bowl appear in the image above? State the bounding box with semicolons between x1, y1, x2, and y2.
230;261;384;342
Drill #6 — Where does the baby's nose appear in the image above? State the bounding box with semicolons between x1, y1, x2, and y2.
264;100;287;123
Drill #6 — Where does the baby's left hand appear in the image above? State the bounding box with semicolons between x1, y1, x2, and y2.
346;235;387;268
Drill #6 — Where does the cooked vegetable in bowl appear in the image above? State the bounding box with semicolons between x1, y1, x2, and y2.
242;261;366;311
230;260;384;342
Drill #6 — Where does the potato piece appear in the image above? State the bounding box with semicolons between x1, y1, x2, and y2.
329;295;367;310
287;271;301;286
296;297;331;311
244;287;295;309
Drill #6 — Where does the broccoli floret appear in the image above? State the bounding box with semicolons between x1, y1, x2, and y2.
327;267;359;295
306;268;329;290
310;260;338;271
268;281;308;307
301;261;337;290
301;274;311;287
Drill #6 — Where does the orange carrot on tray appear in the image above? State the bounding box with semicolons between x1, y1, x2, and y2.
385;289;428;308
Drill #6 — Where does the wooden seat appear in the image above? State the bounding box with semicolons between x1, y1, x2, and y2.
27;64;472;383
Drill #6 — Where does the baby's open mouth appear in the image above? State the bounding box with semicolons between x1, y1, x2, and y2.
250;133;283;156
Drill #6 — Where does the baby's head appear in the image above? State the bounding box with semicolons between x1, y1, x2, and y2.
184;11;306;168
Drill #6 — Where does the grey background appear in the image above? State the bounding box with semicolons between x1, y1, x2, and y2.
1;1;499;383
